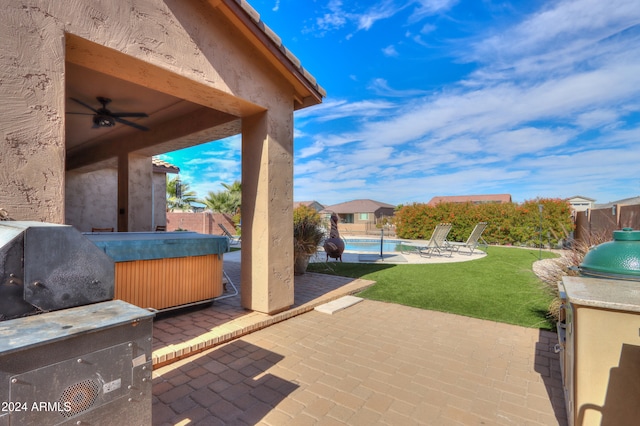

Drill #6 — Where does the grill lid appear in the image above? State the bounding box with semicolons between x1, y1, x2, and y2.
0;222;114;320
580;228;640;281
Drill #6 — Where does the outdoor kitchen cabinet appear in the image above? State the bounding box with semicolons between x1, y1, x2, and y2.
558;276;640;426
87;232;229;311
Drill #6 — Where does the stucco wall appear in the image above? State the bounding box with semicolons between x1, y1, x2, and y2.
66;163;169;232
128;155;153;232
65;169;118;232
153;173;167;229
0;3;66;222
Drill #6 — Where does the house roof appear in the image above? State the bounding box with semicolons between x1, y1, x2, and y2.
293;201;324;210
428;194;512;206
595;196;640;208
322;199;395;214
152;157;180;174
566;195;596;202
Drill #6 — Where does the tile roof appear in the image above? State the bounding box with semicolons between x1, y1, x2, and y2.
152;157;180;174
322;199;395;214
232;0;326;99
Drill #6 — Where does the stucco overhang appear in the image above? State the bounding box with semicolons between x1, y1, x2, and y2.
64;0;325;172
212;0;326;109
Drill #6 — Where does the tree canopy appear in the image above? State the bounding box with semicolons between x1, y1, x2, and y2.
202;180;241;215
166;176;198;211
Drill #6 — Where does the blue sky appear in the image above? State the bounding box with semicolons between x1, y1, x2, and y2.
161;0;640;207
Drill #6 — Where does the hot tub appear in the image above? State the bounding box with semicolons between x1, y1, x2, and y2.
86;232;229;311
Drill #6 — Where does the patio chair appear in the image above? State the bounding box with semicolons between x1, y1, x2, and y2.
218;223;241;245
403;223;453;257
445;222;488;255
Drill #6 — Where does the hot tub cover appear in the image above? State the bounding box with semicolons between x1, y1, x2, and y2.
86;232;229;262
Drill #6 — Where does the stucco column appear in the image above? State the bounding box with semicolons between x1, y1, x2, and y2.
128;155;153;232
0;12;65;222
241;111;294;314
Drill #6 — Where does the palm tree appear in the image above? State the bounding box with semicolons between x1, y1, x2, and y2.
166;176;198;211
203;180;241;215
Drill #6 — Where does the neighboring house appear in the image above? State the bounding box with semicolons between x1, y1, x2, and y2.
427;194;512;206
66;157;178;232
594;196;640;209
1;0;325;315
567;195;596;212
322;199;396;235
293;201;325;212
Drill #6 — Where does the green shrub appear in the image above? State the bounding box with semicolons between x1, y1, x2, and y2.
396;198;574;247
293;206;324;261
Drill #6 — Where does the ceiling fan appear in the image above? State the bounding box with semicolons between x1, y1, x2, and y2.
68;97;149;131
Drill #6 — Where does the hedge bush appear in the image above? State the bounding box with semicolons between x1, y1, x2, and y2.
395;198;574;247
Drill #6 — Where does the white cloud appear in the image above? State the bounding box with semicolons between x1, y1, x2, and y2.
316;0;348;32
368;78;430;97
574;109;622;129
410;0;458;21
382;45;399;57
295;98;397;122
311;0;457;36
357;2;403;30
297;141;326;159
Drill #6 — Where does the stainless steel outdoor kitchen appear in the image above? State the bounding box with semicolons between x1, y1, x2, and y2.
0;221;154;425
557;228;640;426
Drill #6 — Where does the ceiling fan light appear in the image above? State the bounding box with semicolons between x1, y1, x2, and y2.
93;115;116;127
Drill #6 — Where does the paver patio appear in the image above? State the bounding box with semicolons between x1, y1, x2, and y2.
151;251;567;425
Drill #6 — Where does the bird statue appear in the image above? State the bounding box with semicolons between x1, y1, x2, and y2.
323;212;345;261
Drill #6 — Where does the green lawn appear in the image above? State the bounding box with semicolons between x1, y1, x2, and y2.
307;246;558;330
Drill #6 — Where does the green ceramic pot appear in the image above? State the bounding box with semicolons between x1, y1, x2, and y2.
580;228;640;280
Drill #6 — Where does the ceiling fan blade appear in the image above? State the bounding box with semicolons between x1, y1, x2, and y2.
113;116;149;131
66;112;95;115
111;112;149;118
69;97;100;114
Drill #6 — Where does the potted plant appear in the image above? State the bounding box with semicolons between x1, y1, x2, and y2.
293;205;325;275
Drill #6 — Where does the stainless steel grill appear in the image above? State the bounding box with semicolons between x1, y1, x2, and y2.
0;221;154;425
0;221;114;320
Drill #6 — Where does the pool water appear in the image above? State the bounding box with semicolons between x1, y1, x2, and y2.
343;239;406;253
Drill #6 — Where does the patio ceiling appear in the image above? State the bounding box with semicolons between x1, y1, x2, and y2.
65;60;242;172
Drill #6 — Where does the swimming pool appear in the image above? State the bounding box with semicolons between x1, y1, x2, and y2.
342;238;406;253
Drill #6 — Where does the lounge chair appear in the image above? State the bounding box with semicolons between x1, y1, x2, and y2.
219;223;241;245
445;222;488;255
403;223;453;257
